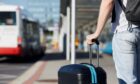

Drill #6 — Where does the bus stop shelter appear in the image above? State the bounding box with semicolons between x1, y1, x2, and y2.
60;0;101;64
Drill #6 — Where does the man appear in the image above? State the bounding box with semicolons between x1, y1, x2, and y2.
86;0;140;84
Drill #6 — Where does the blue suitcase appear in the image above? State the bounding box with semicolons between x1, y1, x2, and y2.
58;41;107;84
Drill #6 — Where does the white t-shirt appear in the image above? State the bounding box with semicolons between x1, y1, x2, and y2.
112;0;137;32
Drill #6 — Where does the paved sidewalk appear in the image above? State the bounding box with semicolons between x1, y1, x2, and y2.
10;54;118;84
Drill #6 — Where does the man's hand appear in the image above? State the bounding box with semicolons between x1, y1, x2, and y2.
86;33;98;45
86;0;114;45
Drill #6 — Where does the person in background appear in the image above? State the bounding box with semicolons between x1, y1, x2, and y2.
86;0;140;84
6;18;13;25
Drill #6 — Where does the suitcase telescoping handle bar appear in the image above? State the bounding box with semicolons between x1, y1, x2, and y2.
89;39;100;67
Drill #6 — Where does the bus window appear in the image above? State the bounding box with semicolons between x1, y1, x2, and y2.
0;12;16;25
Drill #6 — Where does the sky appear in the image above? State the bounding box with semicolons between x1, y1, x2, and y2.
0;0;27;8
0;0;60;24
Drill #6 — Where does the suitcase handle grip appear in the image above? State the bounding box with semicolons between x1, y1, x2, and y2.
91;39;99;45
89;39;99;67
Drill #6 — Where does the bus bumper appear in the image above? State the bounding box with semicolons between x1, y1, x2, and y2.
0;47;22;56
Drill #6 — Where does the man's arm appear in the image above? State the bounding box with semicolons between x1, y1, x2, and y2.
86;0;114;44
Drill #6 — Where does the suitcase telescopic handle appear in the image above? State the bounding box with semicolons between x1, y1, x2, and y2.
89;39;100;67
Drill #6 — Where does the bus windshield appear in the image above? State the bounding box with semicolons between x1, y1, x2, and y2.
0;12;16;25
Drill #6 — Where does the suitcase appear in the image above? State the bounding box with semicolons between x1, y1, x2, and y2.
58;40;107;84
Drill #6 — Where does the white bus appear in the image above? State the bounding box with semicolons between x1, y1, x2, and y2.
0;4;45;57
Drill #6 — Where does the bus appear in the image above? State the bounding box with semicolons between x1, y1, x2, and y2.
0;4;45;57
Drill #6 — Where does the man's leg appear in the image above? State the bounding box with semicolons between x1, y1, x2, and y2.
112;31;137;84
136;30;140;83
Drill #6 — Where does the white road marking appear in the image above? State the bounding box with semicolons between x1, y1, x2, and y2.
0;74;17;79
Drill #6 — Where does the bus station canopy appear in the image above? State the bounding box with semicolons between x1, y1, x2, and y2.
60;0;101;29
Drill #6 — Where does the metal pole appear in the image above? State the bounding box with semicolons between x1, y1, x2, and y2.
66;7;70;60
71;0;76;64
